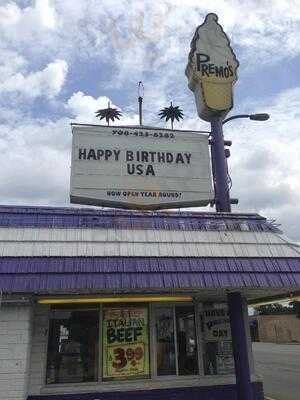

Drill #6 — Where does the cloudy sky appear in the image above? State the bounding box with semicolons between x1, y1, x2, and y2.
0;0;300;241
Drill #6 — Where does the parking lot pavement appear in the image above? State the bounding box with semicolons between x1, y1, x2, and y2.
252;342;300;400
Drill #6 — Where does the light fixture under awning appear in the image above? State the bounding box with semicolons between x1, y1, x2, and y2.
37;295;193;305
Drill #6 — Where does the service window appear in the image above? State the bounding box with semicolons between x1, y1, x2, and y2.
45;300;237;386
155;305;198;376
46;308;99;384
102;305;150;381
201;303;234;375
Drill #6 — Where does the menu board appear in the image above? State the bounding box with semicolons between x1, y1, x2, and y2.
102;307;149;380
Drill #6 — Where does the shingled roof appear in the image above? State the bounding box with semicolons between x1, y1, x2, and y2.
0;205;299;301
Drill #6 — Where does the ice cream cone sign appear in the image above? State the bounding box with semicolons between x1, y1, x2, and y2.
185;13;239;122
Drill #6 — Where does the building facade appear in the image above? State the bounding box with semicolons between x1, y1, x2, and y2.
0;205;299;400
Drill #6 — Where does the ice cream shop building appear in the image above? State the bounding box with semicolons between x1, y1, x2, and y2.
1;12;300;400
0;205;299;400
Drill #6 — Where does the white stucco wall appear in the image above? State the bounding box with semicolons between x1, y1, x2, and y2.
0;304;33;400
27;304;49;396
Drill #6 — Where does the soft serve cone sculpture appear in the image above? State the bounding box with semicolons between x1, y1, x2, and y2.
186;13;239;122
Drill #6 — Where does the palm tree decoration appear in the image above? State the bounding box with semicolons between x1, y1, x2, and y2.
95;102;122;126
158;102;184;130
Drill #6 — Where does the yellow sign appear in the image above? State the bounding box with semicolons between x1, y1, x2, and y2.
186;13;239;122
103;307;149;380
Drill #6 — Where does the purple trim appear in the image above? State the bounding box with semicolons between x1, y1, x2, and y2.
228;292;253;400
1;257;299;292
27;382;264;400
0;205;280;232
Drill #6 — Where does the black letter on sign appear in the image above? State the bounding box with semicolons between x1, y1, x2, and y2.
127;164;135;175
136;164;143;175
146;165;155;176
87;149;97;160
196;53;210;71
201;64;209;77
78;148;86;160
126;151;134;161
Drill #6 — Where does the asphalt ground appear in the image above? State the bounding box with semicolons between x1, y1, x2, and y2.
252;342;300;400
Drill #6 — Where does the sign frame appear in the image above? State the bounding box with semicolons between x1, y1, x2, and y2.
70;123;214;210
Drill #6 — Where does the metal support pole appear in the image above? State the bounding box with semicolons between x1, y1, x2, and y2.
227;292;253;400
138;96;143;126
210;117;231;212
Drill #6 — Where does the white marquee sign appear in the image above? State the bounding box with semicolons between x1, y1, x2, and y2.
70;124;213;210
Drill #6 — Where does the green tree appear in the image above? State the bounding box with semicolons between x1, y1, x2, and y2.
255;303;294;315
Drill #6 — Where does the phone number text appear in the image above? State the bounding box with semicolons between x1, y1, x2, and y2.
112;129;175;139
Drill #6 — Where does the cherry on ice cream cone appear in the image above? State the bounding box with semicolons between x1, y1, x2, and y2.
186;13;239;122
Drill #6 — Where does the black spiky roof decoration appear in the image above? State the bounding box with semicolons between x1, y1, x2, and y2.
158;102;184;129
95;102;122;126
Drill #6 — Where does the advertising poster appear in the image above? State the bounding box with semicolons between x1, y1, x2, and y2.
102;307;149;380
202;304;234;375
203;304;232;341
216;341;234;375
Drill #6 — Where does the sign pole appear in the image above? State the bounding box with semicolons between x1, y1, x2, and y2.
186;12;254;400
138;81;144;126
185;14;239;213
210;116;231;212
227;292;253;400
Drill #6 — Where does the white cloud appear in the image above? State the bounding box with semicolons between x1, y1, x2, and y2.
0;111;70;206
0;0;57;34
0;59;68;99
67;91;139;125
0;49;27;81
222;86;300;241
0;91;138;206
0;84;299;241
35;0;58;29
0;0;299;243
1;0;300;74
168;84;300;242
67;92;113;122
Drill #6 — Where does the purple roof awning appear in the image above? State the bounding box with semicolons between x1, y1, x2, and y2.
0;256;299;293
0;205;280;233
